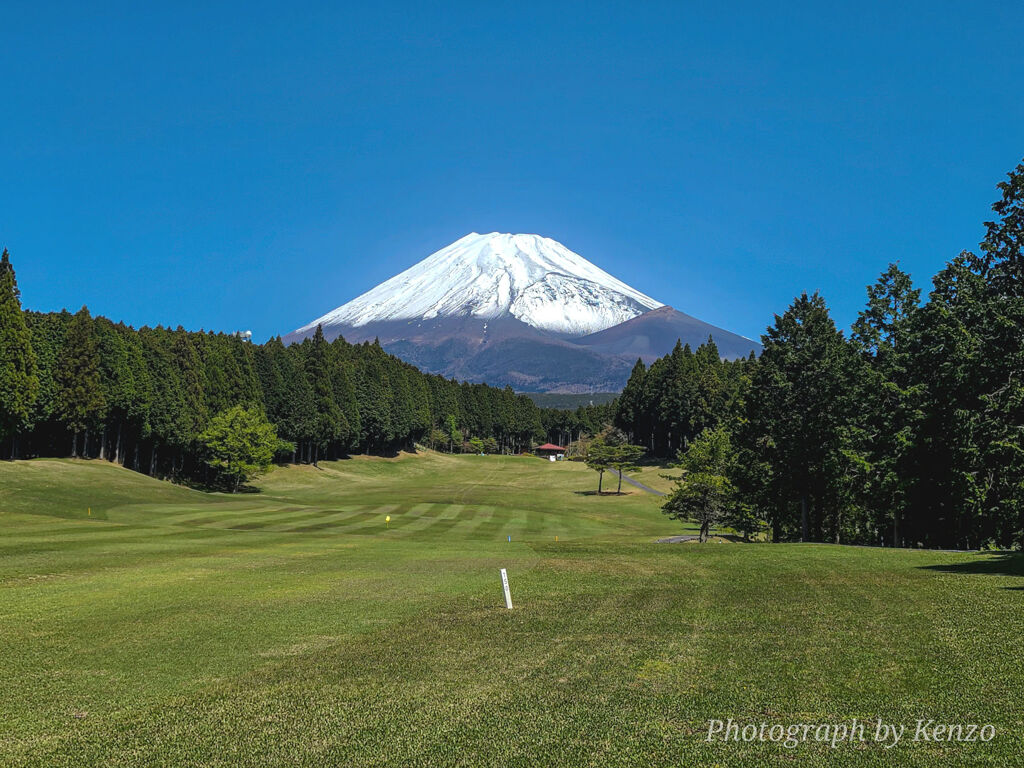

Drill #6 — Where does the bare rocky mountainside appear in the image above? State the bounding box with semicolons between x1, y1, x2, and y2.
284;233;760;392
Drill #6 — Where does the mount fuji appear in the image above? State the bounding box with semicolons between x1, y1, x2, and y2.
283;233;759;392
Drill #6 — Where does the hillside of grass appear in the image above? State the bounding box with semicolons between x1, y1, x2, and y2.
1;454;1021;767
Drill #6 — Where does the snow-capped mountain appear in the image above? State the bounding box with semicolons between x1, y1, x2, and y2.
284;232;760;392
293;232;663;338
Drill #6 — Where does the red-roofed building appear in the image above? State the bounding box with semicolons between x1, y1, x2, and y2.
535;443;566;460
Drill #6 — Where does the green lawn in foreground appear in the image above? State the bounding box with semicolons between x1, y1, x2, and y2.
1;453;1021;767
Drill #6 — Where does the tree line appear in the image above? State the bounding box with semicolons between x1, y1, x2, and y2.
623;160;1024;550
0;256;570;481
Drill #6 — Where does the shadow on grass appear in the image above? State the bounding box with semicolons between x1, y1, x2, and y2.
638;457;676;470
178;478;264;494
919;551;1024;589
573;490;630;497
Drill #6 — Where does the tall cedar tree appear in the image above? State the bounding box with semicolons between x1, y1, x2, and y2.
741;292;862;542
305;326;345;463
850;264;921;546
0;249;39;457
54;306;106;457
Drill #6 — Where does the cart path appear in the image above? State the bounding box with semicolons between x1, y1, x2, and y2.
609;469;666;497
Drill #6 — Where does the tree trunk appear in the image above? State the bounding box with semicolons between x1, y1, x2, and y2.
99;425;107;461
598;470;603;494
893;512;899;548
150;445;157;476
800;496;809;542
83;428;90;458
617;470;623;494
700;520;709;543
71;431;78;458
115;422;123;465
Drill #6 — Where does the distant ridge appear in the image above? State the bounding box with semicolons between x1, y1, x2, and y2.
575;306;759;362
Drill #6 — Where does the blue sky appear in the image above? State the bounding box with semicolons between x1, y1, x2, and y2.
2;1;1022;342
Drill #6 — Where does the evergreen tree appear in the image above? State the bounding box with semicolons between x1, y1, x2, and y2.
95;318;152;463
170;329;208;473
584;434;615;494
139;328;185;474
330;338;361;452
608;442;646;494
850;264;921;546
54;306;106;457
663;426;736;542
740;292;861;542
0;249;39;458
354;341;393;452
304;326;344;464
614;358;646;443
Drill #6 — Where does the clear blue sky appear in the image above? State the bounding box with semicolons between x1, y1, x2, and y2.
3;1;1022;342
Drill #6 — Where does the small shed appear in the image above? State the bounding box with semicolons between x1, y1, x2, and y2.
535;443;566;461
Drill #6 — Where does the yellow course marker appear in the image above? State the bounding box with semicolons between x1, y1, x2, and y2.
385;515;391;529
87;508;91;517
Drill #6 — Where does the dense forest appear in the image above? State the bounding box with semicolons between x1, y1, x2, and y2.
0;256;611;478
616;160;1024;550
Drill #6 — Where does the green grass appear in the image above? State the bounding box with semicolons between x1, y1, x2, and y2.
1;453;1022;766
624;460;678;495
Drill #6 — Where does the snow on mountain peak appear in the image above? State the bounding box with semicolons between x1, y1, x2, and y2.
295;232;664;337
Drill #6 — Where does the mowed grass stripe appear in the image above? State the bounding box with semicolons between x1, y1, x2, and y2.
390;503;462;534
108;500;272;524
393;503;474;538
450;504;497;539
276;507;397;534
222;505;366;531
421;504;479;537
379;503;437;532
285;504;402;534
255;505;377;532
168;505;299;528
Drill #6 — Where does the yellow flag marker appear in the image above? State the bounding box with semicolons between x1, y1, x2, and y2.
87;508;91;517
385;515;391;529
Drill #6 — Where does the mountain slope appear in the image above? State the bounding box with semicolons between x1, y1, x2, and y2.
284;232;760;391
574;306;760;362
292;232;662;337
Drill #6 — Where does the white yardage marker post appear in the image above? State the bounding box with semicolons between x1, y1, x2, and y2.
500;568;513;610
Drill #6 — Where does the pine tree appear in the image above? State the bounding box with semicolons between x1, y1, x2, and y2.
850;264;921;546
354;341;393;452
0;249;40;458
614;358;646;442
740;292;861;542
663;426;736;542
305;326;344;464
55;306;106;457
170;329;208;473
330;337;362;451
